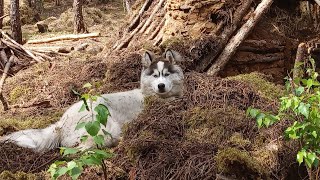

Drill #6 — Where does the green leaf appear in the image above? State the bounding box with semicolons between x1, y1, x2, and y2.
312;131;317;138
81;155;101;165
55;167;68;179
94;104;110;126
247;108;259;118
93;149;114;159
93;135;105;147
75;122;86;130
307;152;317;164
256;113;265;128
62;148;79;156
295;86;304;96
70;167;82;180
67;161;77;170
297;102;310;119
79;103;87;112
83;83;92;88
81;94;90;101
297;150;306;165
85;121;101;136
80;135;88;143
307;79;313;89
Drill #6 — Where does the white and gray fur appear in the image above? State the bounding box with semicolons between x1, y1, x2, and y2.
0;49;184;152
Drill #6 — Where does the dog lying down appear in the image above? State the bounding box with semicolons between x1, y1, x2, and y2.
0;49;185;152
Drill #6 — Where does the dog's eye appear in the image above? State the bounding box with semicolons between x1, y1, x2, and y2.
153;74;159;78
164;73;170;77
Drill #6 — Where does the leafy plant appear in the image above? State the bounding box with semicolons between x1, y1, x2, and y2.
247;58;320;178
48;83;113;180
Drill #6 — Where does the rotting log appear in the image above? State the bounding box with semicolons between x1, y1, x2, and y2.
26;32;100;44
196;0;253;72
207;0;274;76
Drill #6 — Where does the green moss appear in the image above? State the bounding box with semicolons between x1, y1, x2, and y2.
186;126;226;144
228;132;251;149
160;37;183;49
185;107;246;128
9;86;31;103
0;171;38;180
0;111;63;134
215;147;267;177
227;72;284;100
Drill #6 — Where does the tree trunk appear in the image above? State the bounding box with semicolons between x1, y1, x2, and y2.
10;0;22;44
73;0;86;34
0;0;4;29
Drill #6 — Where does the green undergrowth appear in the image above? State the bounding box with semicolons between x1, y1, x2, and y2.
228;72;284;100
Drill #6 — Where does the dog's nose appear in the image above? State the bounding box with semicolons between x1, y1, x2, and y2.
158;83;165;90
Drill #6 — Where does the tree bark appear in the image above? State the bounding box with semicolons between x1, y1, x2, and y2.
55;0;61;6
10;0;22;44
0;0;3;29
207;0;274;76
73;0;86;34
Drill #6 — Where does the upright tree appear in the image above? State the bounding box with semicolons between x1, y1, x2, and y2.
0;0;4;29
10;0;22;44
73;0;86;34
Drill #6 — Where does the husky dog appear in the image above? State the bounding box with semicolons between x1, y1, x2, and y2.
0;49;184;152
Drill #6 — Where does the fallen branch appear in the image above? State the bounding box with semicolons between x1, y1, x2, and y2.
127;0;153;32
26;32;100;44
196;0;253;72
0;30;42;62
148;18;165;40
207;0;274;76
139;0;165;34
0;52;15;111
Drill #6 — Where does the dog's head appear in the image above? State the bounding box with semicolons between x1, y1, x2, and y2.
140;49;184;98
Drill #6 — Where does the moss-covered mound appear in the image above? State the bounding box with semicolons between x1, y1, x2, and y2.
110;72;295;179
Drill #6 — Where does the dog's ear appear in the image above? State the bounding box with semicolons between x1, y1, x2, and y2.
142;51;153;68
165;49;182;64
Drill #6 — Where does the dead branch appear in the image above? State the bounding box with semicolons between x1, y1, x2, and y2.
0;14;8;20
148;18;165;40
314;0;320;7
26;32;100;44
0;52;15;111
196;0;253;72
0;30;42;62
207;0;274;76
139;0;165;34
293;43;308;80
128;0;153;32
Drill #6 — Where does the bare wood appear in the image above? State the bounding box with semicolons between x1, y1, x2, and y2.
26;32;100;44
0;30;42;62
314;0;320;7
207;0;274;76
148;17;165;40
196;0;253;72
0;14;8;20
293;43;308;80
0;54;14;111
33;51;54;61
139;0;165;34
127;0;153;32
